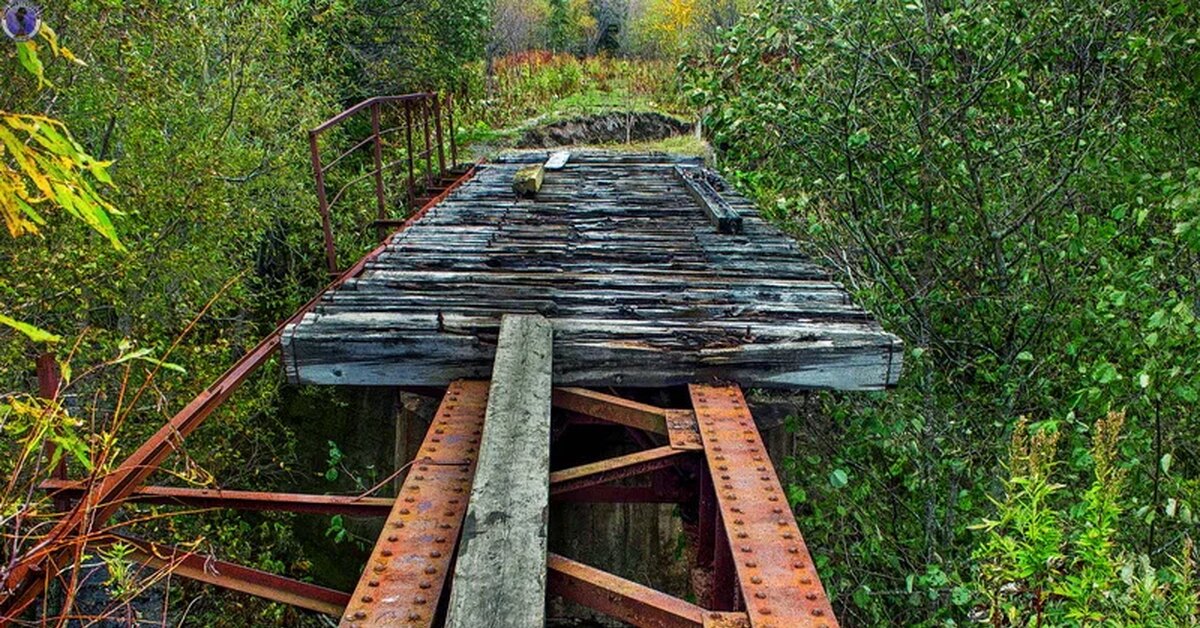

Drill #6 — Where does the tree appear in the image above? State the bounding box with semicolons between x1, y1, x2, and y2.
684;0;1200;623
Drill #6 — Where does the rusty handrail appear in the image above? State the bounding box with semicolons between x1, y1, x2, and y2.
308;92;460;274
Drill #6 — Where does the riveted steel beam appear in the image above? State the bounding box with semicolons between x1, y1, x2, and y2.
690;384;838;628
340;380;488;628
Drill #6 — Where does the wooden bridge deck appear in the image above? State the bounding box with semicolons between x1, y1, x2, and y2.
282;152;901;390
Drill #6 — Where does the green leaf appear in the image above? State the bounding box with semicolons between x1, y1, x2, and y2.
111;347;186;373
0;313;61;343
1091;361;1119;384
15;42;49;88
1161;453;1172;474
830;468;849;488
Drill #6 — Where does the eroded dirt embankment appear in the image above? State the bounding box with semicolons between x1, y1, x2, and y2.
516;111;693;148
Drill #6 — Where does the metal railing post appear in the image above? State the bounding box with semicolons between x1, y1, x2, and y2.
309;132;337;274
370;100;386;237
404;100;417;208
422;96;433;189
37;353;69;512
432;94;446;178
448;91;457;169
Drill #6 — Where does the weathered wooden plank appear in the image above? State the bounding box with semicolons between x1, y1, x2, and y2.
544;150;570;170
675;165;743;234
281;151;904;391
281;314;901;390
445;315;553;628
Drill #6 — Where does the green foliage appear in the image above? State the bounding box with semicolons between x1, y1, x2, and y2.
685;0;1200;623
463;52;682;130
974;413;1197;626
328;0;488;93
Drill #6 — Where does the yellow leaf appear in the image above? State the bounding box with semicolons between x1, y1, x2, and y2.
0;314;61;343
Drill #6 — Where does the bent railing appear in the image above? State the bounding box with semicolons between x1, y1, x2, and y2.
308;93;459;274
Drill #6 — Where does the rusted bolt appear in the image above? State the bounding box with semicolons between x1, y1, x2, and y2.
353;611;366;619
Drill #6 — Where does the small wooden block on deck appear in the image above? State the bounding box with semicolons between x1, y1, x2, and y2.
446;315;553;628
512;164;545;197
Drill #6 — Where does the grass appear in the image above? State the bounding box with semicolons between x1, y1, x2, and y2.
456;52;705;159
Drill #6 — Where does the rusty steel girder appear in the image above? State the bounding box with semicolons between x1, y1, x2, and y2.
97;534;350;616
0;166;480;623
549;446;695;497
340;380;489;628
38;481;396;517
690;384;837;628
548;554;750;628
552;388;669;435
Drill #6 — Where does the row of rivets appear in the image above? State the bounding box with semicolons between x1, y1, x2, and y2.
690;384;837;627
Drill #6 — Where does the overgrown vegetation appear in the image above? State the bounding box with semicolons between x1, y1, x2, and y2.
685;0;1200;624
3;0;1198;625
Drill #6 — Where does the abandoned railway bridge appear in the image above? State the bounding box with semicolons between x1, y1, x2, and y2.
2;93;902;627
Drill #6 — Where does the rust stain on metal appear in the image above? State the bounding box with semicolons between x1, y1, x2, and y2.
98;534;350;617
666;409;704;451
704;611;752;628
552;387;669;435
548;553;746;628
690;384;839;628
549;446;693;497
39;480;395;517
340;380;489;628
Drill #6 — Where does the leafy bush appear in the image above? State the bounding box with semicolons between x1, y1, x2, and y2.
974;413;1197;626
685;0;1200;623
